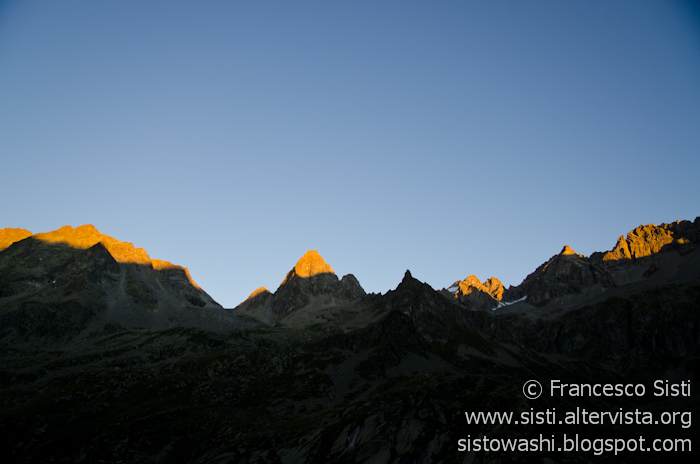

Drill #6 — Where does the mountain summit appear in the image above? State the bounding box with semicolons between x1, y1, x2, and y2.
446;275;505;310
1;224;203;286
235;250;365;324
288;250;333;278
0;225;221;340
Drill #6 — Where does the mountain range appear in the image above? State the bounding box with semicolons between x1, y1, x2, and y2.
0;218;698;463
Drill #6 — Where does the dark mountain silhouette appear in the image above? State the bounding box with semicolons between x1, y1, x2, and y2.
0;219;698;463
0;225;236;342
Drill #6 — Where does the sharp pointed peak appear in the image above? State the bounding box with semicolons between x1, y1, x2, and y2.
560;245;577;256
396;269;428;289
292;250;334;277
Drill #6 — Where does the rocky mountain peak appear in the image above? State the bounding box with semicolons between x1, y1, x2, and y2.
34;224;152;265
235;252;365;322
239;286;273;310
450;275;504;302
246;287;270;301
560;245;577;256
1;225;204;290
292;250;334;278
447;275;503;310
483;277;504;301
464;275;485;292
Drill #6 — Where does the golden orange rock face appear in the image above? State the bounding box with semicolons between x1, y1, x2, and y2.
560;245;577;256
602;223;675;261
483;277;504;301
34;225;152;265
0;224;201;288
0;228;33;252
454;275;504;301
603;236;632;261
457;275;486;295
278;250;335;287
292;250;334;278
246;287;270;301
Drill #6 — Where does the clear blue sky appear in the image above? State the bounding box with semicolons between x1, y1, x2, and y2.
1;1;699;308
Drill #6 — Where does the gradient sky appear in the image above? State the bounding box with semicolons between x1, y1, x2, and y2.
1;1;699;308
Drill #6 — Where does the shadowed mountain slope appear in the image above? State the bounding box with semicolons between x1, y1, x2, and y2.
0;225;227;341
234;250;366;325
0;219;698;464
443;218;700;313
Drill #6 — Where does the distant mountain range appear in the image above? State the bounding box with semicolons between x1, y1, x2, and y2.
0;218;698;463
234;218;700;327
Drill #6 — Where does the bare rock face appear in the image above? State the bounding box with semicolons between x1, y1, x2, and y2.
601;219;699;263
627;224;675;258
602;235;632;261
483;277;504;301
603;224;673;261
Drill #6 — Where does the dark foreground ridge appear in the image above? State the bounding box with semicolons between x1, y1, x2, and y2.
0;220;698;463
